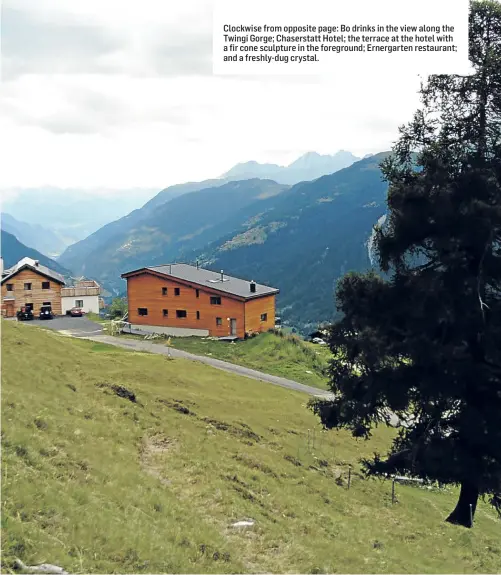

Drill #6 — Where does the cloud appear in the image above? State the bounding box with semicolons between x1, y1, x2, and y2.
0;75;203;135
0;0;424;190
2;0;215;80
1;5;126;80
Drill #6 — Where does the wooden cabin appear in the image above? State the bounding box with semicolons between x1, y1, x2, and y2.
121;264;279;339
1;259;65;317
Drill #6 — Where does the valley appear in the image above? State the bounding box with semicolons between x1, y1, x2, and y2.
49;153;389;333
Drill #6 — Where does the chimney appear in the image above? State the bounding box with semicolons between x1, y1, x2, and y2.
34;260;39;267
220;270;224;281
196;260;199;270
250;281;256;293
168;264;172;274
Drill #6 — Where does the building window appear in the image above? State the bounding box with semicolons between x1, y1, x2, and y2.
75;300;83;308
261;313;268;322
163;309;168;317
196;289;199;298
210;296;221;305
196;311;200;320
42;302;51;306
216;317;222;326
138;308;148;316
174;287;180;296
42;282;50;290
176;310;187;318
24;283;32;291
6;284;13;292
162;287;168;296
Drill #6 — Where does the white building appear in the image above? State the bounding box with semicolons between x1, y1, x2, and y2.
61;280;102;314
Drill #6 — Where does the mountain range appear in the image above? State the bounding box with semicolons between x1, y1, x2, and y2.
58;179;289;290
219;151;360;185
1;188;157;253
58;153;390;331
1;213;67;258
1;230;72;279
193;153;390;330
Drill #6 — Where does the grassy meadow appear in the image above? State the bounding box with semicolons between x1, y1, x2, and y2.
1;320;500;574
118;330;332;390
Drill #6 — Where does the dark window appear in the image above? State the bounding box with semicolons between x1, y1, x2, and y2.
174;287;180;296
162;287;168;296
24;283;32;290
210;296;221;305
196;289;199;298
138;308;148;316
6;284;13;292
216;317;222;326
42;282;50;289
163;309;168;317
42;301;51;306
261;313;268;322
25;303;34;311
196;311;200;320
176;310;187;318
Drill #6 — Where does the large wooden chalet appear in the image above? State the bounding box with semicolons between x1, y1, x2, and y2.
1;258;66;318
121;264;279;339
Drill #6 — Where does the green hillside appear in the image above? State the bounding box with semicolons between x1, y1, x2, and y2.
57;179;227;273
0;230;72;278
123;330;332;390
59;179;288;293
195;153;391;332
2;321;500;574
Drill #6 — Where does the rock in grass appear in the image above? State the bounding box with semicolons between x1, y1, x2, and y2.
231;519;255;528
15;559;68;574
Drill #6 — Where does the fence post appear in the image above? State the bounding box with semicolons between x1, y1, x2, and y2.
348;467;351;490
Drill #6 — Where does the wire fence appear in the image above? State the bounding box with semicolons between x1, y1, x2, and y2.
290;426;451;504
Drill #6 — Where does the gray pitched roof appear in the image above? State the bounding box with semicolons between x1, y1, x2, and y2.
1;262;66;285
135;263;279;299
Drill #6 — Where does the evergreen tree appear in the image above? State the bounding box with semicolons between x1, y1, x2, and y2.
310;0;501;528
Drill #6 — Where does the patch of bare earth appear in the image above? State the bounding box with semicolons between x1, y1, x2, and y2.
139;434;177;485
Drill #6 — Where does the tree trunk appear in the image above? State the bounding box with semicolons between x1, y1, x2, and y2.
445;481;479;528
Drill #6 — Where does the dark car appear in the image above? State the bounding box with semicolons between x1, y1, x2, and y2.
69;307;83;317
17;307;34;321
39;305;54;320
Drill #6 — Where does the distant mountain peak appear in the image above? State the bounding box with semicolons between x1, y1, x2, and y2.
220;150;361;185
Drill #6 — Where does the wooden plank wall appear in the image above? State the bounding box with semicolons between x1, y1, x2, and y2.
244;294;276;333
126;273;247;338
1;269;63;315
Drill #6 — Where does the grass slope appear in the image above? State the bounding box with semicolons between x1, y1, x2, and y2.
2;321;500;574
118;330;331;390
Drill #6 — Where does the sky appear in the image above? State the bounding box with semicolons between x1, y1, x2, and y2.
0;0;425;195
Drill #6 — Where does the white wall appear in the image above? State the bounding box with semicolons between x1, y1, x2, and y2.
62;295;100;314
124;324;209;337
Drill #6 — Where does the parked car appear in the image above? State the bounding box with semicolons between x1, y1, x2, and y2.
69;307;83;317
39;305;54;320
312;337;327;345
17;307;34;321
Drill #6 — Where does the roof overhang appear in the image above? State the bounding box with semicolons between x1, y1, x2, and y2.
121;267;279;301
0;264;66;286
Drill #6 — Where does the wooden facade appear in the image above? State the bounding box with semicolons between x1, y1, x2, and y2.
124;268;277;338
1;268;64;317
